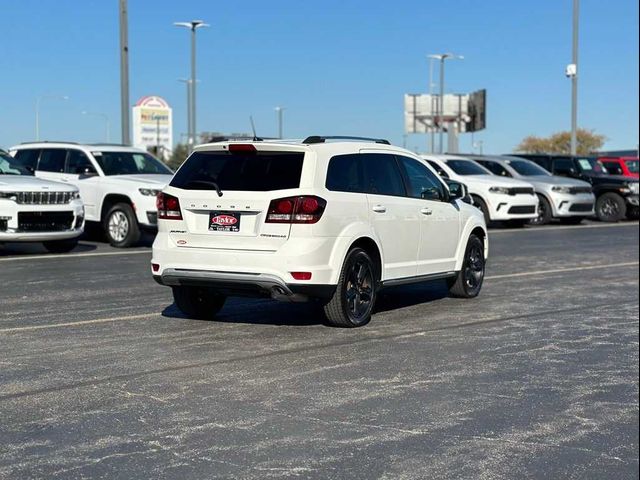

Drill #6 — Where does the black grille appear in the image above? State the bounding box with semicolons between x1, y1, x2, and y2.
569;203;593;212
508;205;536;214
569;186;592;195
18;211;74;232
16;191;75;204
509;187;535;196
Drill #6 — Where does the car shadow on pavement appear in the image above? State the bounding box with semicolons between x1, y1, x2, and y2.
0;240;98;257
160;281;450;327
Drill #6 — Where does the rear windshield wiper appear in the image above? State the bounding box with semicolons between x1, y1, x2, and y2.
184;180;224;197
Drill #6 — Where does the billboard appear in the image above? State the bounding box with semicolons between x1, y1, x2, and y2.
404;90;485;134
132;96;173;159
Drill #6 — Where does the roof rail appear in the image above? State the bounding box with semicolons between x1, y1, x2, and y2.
88;143;129;147
19;140;79;145
303;135;391;145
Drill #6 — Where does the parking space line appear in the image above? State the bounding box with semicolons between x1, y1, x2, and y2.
485;261;639;280
0;249;151;263
490;222;638;234
0;313;155;333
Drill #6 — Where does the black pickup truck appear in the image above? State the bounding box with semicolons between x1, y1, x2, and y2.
511;154;639;222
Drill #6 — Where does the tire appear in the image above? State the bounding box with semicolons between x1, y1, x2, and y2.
172;286;226;320
559;217;585;225
529;194;552;226
595;193;626;222
472;196;490;225
323;248;377;328
104;202;141;248
447;234;485;298
42;238;79;253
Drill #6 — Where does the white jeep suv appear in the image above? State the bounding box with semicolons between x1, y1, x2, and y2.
422;155;539;227
152;136;488;327
1;149;84;252
9;142;173;247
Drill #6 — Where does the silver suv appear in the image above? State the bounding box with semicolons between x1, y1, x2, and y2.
467;155;595;225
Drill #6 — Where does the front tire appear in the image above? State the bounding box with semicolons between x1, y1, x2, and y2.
104;203;141;248
42;238;78;253
529;194;552;226
172;286;226;320
447;234;485;298
595;193;626;222
323;248;377;327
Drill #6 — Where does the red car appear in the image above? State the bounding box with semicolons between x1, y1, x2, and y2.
598;156;639;179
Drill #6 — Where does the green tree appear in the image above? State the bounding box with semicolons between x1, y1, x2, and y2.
168;143;189;170
516;129;606;155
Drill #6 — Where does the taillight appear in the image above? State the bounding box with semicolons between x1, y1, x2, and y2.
156;192;183;220
228;144;257;154
266;196;326;224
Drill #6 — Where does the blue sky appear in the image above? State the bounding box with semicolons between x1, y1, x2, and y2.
1;0;638;154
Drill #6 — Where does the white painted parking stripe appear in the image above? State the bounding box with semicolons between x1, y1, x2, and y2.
485;261;639;280
0;313;155;333
0;249;150;263
491;221;638;234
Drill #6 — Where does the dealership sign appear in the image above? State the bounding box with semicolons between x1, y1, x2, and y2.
132;96;173;159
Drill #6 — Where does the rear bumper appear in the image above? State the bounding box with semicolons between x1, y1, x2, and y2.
153;268;335;302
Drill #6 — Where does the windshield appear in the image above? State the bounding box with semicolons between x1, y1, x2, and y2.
446;159;491;176
0;152;32;175
92;151;172;176
507;160;551;176
625;159;639;173
576;157;608;174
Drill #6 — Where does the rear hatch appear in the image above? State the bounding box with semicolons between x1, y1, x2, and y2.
166;144;310;252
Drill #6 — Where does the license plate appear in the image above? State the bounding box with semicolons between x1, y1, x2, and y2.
209;211;241;232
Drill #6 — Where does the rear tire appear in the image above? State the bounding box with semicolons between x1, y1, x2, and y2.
104;203;141;248
529;194;552;226
323;248;377;327
595;193;626;222
447;234;485;298
42;238;78;253
172;286;226;320
472;196;491;225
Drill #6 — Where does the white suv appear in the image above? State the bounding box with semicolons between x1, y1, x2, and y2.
152;137;488;327
1;149;84;252
422;155;539;226
9;142;173;247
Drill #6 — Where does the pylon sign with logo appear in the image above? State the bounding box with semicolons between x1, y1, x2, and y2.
132;96;173;159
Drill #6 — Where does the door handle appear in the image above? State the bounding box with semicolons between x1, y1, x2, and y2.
421;208;433;216
372;205;387;213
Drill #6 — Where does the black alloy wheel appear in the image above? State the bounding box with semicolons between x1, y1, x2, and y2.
448;234;485;298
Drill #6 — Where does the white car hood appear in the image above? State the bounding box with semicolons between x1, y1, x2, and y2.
0;175;78;192
523;175;592;188
461;175;533;189
104;174;173;188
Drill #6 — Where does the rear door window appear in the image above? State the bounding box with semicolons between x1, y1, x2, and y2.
361;154;406;197
38;149;67;172
170;151;305;191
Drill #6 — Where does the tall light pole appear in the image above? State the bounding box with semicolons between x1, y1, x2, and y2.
569;0;580;155
428;53;463;154
178;79;193;147
275;106;285;139
175;20;209;151
119;0;130;145
82;111;110;142
35;95;68;141
427;56;437;153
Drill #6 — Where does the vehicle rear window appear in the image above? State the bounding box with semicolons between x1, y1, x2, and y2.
171;151;305;191
326;154;366;193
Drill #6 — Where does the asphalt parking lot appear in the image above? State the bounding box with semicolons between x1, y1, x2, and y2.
0;222;638;479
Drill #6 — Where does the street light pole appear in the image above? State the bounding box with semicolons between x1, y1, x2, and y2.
570;0;580;156
175;20;209;151
82;111;110;142
179;79;192;147
275;106;285;139
428;53;463;154
119;0;130;145
35;95;69;141
428;56;436;153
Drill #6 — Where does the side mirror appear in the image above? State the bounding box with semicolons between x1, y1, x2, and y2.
79;166;98;177
446;180;467;201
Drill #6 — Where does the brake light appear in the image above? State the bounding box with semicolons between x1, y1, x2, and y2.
290;272;312;280
228;144;257;154
266;196;326;224
156;192;183;220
